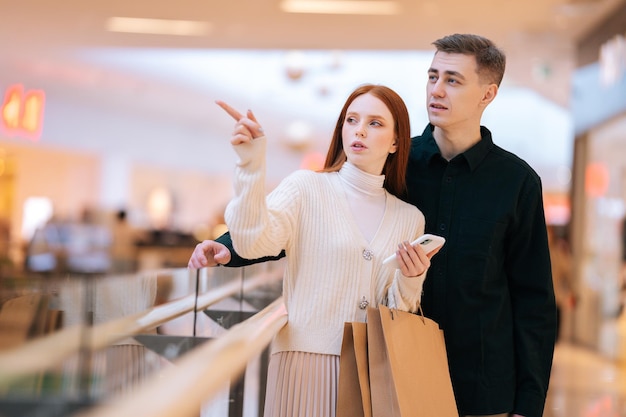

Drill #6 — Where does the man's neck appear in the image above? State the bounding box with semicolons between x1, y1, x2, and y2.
432;125;482;161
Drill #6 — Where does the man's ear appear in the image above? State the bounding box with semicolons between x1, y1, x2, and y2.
481;84;498;106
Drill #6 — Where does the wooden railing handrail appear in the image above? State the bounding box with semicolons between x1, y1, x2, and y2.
0;268;282;384
76;298;288;417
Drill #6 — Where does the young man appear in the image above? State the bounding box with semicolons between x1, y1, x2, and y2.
188;34;557;417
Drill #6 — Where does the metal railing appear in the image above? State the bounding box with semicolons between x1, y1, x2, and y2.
77;298;287;417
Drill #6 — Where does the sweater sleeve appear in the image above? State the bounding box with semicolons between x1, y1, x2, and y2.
385;207;427;313
386;271;427;312
224;136;300;259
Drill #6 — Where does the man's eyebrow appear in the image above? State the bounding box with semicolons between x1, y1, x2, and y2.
427;68;466;80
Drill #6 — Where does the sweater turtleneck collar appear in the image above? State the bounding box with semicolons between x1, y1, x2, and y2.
338;161;386;197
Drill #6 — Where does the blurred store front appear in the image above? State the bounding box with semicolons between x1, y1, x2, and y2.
569;2;626;358
0;139;233;276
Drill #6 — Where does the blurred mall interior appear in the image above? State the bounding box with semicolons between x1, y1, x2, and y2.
0;0;626;416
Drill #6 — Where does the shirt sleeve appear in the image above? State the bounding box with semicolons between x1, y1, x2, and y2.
216;232;286;268
508;176;557;417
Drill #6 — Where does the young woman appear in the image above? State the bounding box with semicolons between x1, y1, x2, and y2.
218;84;435;417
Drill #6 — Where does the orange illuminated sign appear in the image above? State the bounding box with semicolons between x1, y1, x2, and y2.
585;162;610;197
1;84;45;141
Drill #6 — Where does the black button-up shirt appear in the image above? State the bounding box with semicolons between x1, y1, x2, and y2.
406;124;556;417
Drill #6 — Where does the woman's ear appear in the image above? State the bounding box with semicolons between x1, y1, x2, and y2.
389;139;398;154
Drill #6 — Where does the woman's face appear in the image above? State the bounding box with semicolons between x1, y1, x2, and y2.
341;93;397;175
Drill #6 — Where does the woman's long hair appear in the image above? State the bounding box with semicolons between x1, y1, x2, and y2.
319;84;411;199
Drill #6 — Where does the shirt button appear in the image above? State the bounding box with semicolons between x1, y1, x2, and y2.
362;249;373;261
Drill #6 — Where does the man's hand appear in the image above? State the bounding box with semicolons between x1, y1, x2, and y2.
188;240;232;268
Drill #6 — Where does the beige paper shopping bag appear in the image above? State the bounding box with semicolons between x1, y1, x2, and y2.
367;305;457;417
337;321;371;417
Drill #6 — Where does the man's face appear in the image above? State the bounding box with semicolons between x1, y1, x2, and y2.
426;52;493;131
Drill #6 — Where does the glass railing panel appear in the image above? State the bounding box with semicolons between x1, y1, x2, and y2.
0;274;96;415
0;259;284;417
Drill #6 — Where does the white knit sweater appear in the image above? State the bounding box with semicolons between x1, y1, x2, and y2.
225;137;426;356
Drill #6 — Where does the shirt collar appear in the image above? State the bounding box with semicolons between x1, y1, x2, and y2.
420;123;494;171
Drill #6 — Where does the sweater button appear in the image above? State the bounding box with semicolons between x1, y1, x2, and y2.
362;249;373;260
359;296;369;310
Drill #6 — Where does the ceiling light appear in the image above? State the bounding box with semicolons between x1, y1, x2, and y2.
285;50;307;81
280;0;400;15
105;17;212;36
284;120;315;151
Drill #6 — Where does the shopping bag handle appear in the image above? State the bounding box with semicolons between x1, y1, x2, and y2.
388;304;426;325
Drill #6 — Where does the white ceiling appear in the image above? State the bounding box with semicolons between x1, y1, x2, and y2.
0;0;623;191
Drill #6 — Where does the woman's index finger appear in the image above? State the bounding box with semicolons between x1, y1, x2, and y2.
216;100;243;121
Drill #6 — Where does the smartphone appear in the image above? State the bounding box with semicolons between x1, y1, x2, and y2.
382;234;445;268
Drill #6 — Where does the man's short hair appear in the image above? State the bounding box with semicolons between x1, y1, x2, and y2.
432;33;506;87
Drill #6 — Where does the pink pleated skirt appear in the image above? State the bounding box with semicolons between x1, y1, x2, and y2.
263;351;340;417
